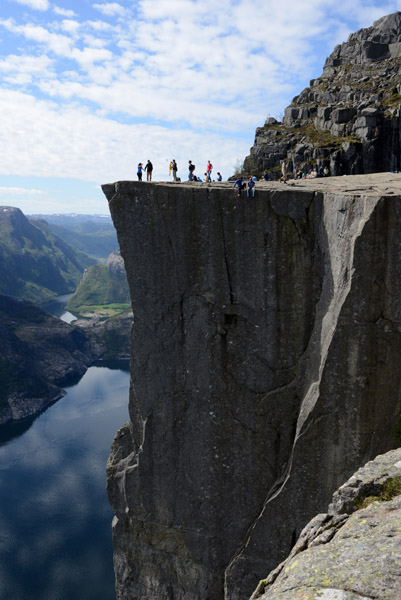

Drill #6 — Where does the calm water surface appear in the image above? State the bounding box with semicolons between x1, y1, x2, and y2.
0;364;129;600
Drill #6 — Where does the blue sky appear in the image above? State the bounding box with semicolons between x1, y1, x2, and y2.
0;0;400;213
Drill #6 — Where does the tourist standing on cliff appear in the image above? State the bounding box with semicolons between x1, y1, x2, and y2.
171;160;178;181
144;160;153;181
206;160;213;182
280;160;287;183
217;172;222;181
188;160;195;181
137;163;143;181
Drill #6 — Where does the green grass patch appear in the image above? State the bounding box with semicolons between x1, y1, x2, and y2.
354;477;401;510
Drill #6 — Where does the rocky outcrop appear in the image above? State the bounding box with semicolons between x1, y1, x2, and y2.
252;448;401;600
243;12;401;178
103;178;401;600
0;294;94;424
81;308;133;362
0;293;131;424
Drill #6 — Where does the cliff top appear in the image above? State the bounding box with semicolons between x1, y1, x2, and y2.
103;172;401;200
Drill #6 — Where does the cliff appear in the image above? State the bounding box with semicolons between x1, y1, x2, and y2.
103;176;401;600
252;448;401;600
243;12;401;177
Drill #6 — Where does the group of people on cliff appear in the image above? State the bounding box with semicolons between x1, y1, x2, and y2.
185;160;223;182
136;159;223;182
136;157;330;187
280;160;330;182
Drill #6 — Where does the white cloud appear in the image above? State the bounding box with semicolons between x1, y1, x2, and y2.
12;0;50;10
0;89;249;184
52;6;76;18
92;2;129;17
2;0;401;213
0;187;44;195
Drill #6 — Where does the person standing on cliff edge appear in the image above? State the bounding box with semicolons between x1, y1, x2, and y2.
206;160;213;182
144;160;153;181
280;159;288;183
137;163;143;181
171;160;178;181
188;160;195;181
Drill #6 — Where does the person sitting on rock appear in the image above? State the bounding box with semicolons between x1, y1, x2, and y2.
263;171;271;181
247;177;256;197
233;176;246;197
323;166;330;176
217;172;222;181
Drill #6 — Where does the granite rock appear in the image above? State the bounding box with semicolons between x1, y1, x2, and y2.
103;178;401;600
243;12;401;178
251;448;401;600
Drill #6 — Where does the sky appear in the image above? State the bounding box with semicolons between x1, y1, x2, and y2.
0;0;400;214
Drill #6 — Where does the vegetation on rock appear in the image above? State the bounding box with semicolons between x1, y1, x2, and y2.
0;207;94;307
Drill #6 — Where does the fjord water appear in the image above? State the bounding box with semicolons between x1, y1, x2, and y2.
0;364;129;600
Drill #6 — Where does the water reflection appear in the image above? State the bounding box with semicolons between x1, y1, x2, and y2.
0;365;129;600
48;293;77;323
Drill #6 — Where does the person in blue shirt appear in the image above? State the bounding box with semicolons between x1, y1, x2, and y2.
233;177;245;197
247;177;256;197
137;163;143;181
263;171;270;181
217;172;222;181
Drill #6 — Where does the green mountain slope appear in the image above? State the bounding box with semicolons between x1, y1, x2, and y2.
30;213;118;259
0;206;95;307
66;249;130;314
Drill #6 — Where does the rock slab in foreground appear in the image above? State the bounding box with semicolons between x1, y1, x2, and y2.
252;448;401;600
103;179;401;600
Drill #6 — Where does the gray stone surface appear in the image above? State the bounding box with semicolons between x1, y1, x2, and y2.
103;178;401;600
243;12;401;177
251;449;401;600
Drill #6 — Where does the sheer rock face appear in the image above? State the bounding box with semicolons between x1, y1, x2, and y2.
243;12;401;178
103;179;401;600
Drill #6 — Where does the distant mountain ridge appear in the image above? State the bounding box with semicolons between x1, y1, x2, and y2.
0;206;94;307
30;213;118;259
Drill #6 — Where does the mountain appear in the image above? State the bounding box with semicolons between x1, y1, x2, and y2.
243;11;401;177
0;292;132;424
0;294;94;424
66;249;130;315
30;213;118;259
0;206;95;307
